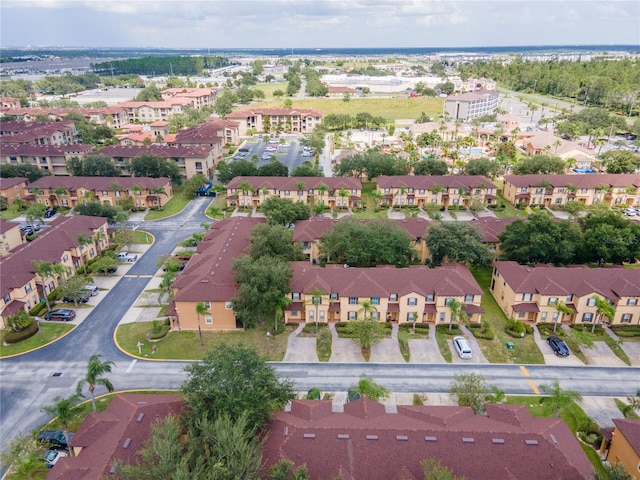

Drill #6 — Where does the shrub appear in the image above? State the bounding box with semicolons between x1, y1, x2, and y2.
470;320;494;340
413;393;425;406
505;319;533;337
436;324;460;335
306;388;321;400
571;324;605;335
3;319;39;343
29;302;48;317
148;324;170;340
610;325;640;337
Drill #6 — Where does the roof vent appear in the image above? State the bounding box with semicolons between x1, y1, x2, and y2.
219;257;223;261
122;438;131;449
283;427;288;437
425;436;437;442
337;434;349;439
396;435;409;441
462;437;475;443
200;279;209;283
525;439;539;446
366;435;378;440
549;434;558;444
136;413;145;422
492;438;505;444
303;433;316;439
215;264;219;268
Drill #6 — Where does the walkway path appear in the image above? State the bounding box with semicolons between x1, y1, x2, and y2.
328;323;363;362
370;324;405;363
283;323;318;362
605;326;640;366
409;324;445;363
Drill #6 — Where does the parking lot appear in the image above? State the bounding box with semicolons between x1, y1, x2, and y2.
231;136;313;173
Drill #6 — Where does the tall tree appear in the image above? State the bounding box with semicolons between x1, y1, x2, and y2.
76;354;115;412
41;393;83;445
426;222;493;267
447;299;466;332
449;373;493;414
592;295;615;334
539;380;582;418
195;301;207;347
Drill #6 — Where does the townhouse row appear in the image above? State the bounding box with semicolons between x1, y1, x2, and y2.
0;215;111;326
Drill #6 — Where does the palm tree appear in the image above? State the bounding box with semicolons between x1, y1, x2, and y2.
114;211;129;230
307;288;325;331
76;354;115;412
32;261;64;312
539;380;582;418
592;295;615;333
338;188;349;210
76;233;91;271
92;230;107;255
41;392;83;444
52;187;66;208
158;272;176;305
150;186;167;209
553;302;573;333
261;187;270;205
296;181;306;201
317;183;329;207
447;299;466;332
195;301;207;346
553;139;562;154
131;183;142;209
273;295;291;334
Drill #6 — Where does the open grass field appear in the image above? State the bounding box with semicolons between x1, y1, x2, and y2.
248;96;444;121
144;189;196;221
254;82;289;98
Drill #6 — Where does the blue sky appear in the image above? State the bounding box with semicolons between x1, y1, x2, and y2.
2;1;639;49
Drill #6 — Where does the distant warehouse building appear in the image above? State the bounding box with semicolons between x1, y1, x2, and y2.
444;90;499;122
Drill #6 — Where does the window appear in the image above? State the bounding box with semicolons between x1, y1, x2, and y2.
308;311;314;320
520;187;527;192
535;188;543;194
523;293;532;301
25;284;32;294
330;293;339;301
4;294;10;304
348;311;356;320
552;312;559;321
371;297;380;305
225;301;232;310
371;312;380;320
319;311;325;320
465;294;474;302
390;293;398;301
445;298;452;306
587;297;596;307
565;295;572;302
292;293;301;300
407;312;417;322
622;313;632;323
407;297;417;306
204;301;211;309
204;314;212;324
349;297;358;305
439;312;445;322
541;312;547;321
555;198;562;204
548;297;558;306
426;294;434;302
284;190;290;195
582;312;593;323
628;299;638;306
518;311;525;318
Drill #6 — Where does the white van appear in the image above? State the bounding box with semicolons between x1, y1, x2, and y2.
453;336;472;359
84;285;99;296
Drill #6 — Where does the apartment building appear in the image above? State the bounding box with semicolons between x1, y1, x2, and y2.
95;144;216;180
519;131;596;169
0;215;110;327
1;143;94;176
226;108;322;136
226;176;362;209
1;106;130;129
284;262;484;325
491;261;640;326
0;120;79;146
27;176;173;210
376;175;498;208
118;98;194;123
503;174;640;207
0;96;21;110
444;90;499;121
160;87;217;109
0;177;29;206
603;419;640;479
0;219;23;256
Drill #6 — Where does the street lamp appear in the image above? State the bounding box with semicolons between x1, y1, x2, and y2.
518;332;525;360
266;331;271;354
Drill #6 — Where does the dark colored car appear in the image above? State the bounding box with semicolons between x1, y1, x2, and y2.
38;430;74;449
20;227;35;236
44;309;76;321
62;295;89;304
547;335;570;356
44;209;56;218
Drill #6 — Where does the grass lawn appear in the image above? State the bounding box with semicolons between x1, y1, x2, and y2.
0;203;23;220
0;323;74;357
132;229;153;244
614;398;640;419
254;82;289;98
115;321;295;361
434;328;454;363
144;191;194;221
397;326;429;362
298;324;332;361
494;193;528;219
247;96;444;121
471;267;545;364
506;395;607;477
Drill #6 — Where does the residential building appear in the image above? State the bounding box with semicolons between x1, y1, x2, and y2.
503;174;640;207
0;219;23;256
1;143;94;176
470;217;519;255
226;176;362;209
0;120;79;146
226;107;322;136
444;90;500;121
0;96;21;110
27;176;173;210
169;217;264;331
0;215;110;327
491;261;640;326
170;117;241;147
293;217;432;264
160;87;217;109
150;120;170;139
518;131;596;169
376;175;498;208
0;177;29;205
284;262;484;325
262;398;593;480
95;144;216;180
117;98;195;123
47;394;183;480
1;106;130;129
325;85;357;98
603;419;640;479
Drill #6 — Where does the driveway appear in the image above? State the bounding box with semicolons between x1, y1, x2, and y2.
283;323;319;362
369;324;405;363
328;323;363;362
409;324;445;363
532;326;584;366
450;325;490;363
452;210;476;222
546;207;570;219
582;342;626;367
580;396;626;428
387;208;405;219
620;341;640;366
476;209;497;219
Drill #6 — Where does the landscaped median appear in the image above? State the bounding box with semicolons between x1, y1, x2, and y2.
0;322;74;358
115;321;294;361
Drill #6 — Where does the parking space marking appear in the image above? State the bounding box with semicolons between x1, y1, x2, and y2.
126;359;137;373
519;365;529;377
528;380;540;395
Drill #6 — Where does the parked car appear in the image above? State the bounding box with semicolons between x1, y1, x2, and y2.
44;209;56;218
547;335;570;356
44;309;76;321
38;430;74;449
44;449;68;468
117;252;138;262
453;336;472;359
62;294;89;304
20;227;35;236
84;285;99;296
623;208;639;216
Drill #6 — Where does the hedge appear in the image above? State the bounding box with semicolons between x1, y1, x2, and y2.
435;324;461;335
148;325;170;340
29;302;48;317
610;325;640;337
3;319;39;344
469;320;495;340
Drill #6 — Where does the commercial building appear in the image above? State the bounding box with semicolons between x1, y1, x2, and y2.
444;90;500;121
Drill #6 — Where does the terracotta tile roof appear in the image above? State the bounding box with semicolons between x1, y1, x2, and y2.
293;217;431;242
226;176;361;191
0;215;107;297
262;398;593;480
227;107;322;118
504;174;640;189
95;144;214;158
471;217;519;243
0;143;93;156
289;262;482;298
522;132;592;156
446;89;498;102
29;176;171;191
172;217;265;302
170;122;224;145
612;419;640;456
47;394;183;480
0;218;21;233
0;177;28;189
494;261;640;299
376;175;497;191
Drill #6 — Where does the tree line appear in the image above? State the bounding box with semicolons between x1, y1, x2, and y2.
92;55;231;76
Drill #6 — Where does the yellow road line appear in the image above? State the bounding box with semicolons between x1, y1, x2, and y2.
528;380;540;395
519;365;529;377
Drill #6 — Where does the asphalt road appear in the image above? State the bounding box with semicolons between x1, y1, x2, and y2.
234;137;308;173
